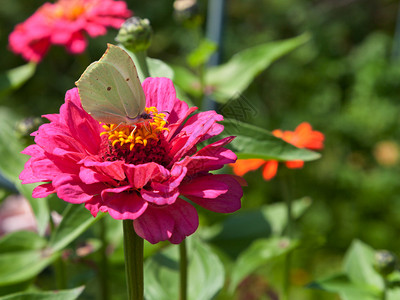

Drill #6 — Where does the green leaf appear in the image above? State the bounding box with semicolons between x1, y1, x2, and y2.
147;58;174;79
220;119;321;161
0;108;49;236
0;232;59;286
261;197;312;235
187;39;217;68
387;288;400;300
308;273;377;297
229;237;298;292
144;238;224;300
169;65;201;98
206;33;310;102
0;231;46;253
49;204;104;252
0;286;84;300
0;63;36;98
344;240;384;290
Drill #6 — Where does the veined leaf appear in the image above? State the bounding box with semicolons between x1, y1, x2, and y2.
206;33;310;103
220;119;321;161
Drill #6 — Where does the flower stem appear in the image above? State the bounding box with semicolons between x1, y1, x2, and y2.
133;50;151;78
179;240;188;300
280;174;294;300
123;220;144;300
99;217;110;300
54;256;67;289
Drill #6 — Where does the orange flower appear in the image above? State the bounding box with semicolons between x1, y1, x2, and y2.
230;122;324;180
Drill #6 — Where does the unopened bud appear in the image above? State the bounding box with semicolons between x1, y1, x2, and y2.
173;0;201;25
115;17;152;52
374;250;398;277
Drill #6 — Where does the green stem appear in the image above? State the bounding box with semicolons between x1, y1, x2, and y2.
179;240;188;300
99;218;110;300
54;256;67;290
123;220;144;300
133;50;151;78
381;277;388;300
280;174;294;300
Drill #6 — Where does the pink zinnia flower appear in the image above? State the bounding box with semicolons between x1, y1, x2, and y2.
20;77;243;244
9;0;132;62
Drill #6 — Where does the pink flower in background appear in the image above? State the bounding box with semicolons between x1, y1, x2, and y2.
20;77;243;244
9;0;132;62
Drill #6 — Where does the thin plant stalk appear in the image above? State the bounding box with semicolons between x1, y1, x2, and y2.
179;239;188;300
133;50;150;78
99;217;110;300
280;173;294;300
123;220;144;300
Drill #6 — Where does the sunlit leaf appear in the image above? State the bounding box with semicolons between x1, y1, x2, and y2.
220;119;321;161
344;240;384;290
229;237;299;292
0;63;36;98
308;274;377;300
0;286;84;300
49;204;105;252
187;39;217;68
206;33;310;102
144;238;224;300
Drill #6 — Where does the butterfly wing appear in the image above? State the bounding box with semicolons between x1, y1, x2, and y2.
76;44;146;124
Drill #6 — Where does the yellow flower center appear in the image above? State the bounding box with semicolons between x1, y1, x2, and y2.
100;107;169;151
44;0;95;21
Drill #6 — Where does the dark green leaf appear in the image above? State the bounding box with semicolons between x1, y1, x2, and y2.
206;34;310;102
144;238;224;300
229;237;299;292
49;204;104;252
0;286;84;300
220;119;321;161
0;63;36;98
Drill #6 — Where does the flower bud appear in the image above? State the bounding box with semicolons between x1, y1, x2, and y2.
374;250;398;277
115;17;152;52
173;0;201;25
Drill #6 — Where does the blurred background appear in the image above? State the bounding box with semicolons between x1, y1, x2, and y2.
1;0;400;299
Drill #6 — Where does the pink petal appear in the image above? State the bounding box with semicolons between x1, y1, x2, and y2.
101;189;148;220
52;174;103;204
142;77;190;124
181;174;242;213
32;183;55;198
167;198;199;244
134;205;174;244
85;195;102;217
124;163;169;189
169;111;224;162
